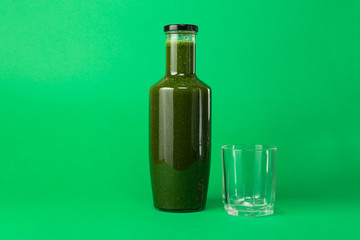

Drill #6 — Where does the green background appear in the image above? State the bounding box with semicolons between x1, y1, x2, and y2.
1;0;359;239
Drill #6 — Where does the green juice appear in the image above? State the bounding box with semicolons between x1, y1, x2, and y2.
150;37;211;212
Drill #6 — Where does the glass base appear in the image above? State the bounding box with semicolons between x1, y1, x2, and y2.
224;204;274;217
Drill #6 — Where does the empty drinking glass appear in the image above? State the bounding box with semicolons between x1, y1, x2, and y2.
222;144;277;217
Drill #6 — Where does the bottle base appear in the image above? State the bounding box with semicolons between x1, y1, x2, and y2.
155;206;204;213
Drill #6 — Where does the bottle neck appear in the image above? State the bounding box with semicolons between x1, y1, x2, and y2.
165;31;196;77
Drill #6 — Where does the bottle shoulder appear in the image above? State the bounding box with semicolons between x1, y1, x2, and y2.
150;76;210;91
195;78;211;90
150;77;166;89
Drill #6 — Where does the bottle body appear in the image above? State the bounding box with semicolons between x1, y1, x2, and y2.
149;27;211;212
150;77;211;211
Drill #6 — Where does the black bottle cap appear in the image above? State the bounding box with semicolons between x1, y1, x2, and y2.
164;24;198;32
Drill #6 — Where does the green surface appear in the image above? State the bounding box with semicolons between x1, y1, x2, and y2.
0;0;359;239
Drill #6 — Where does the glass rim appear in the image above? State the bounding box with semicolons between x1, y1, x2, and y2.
222;144;277;151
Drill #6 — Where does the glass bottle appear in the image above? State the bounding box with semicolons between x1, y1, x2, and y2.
149;24;211;212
